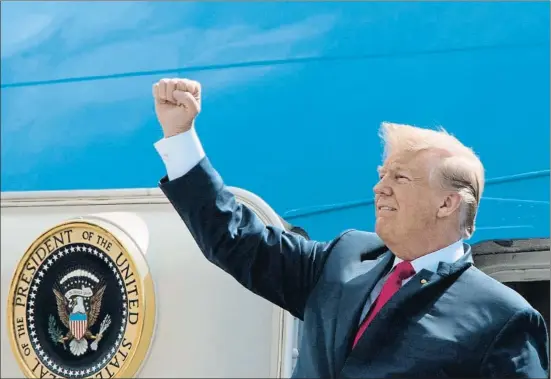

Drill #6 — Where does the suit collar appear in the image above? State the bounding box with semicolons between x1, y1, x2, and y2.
333;250;394;374
339;244;474;377
393;239;466;274
436;243;473;275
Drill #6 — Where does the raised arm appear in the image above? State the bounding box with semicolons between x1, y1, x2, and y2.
152;78;344;318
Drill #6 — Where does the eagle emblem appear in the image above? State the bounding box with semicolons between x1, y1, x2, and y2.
48;269;112;356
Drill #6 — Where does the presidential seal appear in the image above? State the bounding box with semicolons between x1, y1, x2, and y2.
7;219;156;378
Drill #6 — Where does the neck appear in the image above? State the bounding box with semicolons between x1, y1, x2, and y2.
389;229;462;261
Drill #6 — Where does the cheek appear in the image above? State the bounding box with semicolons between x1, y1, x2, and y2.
396;190;420;209
397;190;434;217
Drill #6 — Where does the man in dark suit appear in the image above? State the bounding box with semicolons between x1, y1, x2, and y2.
151;78;549;378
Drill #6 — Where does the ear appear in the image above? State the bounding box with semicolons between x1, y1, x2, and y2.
437;192;462;219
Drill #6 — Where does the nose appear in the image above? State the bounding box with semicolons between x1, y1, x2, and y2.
373;178;392;196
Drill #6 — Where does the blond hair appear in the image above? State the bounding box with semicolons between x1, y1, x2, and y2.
379;122;485;239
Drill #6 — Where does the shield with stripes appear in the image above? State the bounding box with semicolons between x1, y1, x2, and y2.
69;312;88;340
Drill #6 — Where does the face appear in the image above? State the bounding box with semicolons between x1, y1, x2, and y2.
373;150;445;247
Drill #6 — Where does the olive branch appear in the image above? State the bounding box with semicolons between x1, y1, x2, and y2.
48;315;66;350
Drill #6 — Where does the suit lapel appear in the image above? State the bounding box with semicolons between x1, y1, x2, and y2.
344;245;474;365
333;251;394;371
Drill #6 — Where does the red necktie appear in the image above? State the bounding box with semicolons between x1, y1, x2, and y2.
352;260;416;348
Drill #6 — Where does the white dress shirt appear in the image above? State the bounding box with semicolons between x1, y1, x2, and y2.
359;240;465;323
154;129;206;181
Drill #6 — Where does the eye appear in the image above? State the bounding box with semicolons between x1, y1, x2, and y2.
395;174;409;181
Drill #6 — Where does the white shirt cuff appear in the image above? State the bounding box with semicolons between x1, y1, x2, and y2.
154;128;206;181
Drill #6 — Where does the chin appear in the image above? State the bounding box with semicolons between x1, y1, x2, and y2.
375;222;389;240
376;221;397;245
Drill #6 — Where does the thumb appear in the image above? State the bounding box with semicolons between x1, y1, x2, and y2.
173;90;200;114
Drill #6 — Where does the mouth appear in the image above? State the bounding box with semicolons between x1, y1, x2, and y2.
377;205;397;212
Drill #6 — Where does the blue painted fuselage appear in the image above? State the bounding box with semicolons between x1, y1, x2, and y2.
1;1;549;243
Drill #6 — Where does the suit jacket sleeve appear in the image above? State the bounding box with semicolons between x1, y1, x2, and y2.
159;157;344;319
480;307;549;378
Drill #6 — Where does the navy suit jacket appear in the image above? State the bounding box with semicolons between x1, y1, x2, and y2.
160;158;549;378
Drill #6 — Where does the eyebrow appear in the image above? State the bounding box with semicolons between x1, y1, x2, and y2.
377;165;408;174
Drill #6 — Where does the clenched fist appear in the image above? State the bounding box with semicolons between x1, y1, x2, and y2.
153;78;201;138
